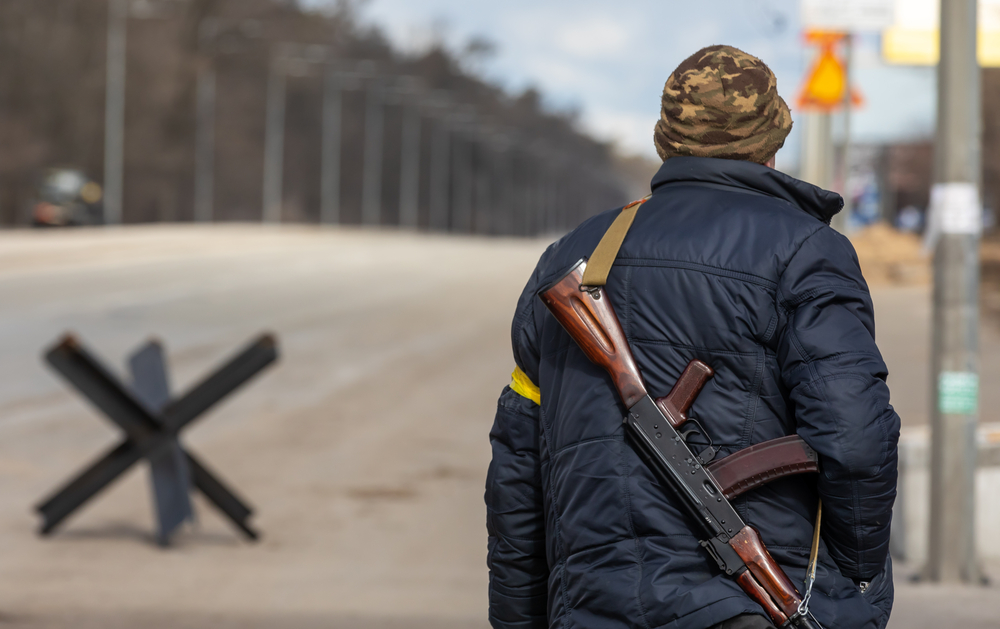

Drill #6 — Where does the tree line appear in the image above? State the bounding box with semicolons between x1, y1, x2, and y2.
0;0;631;231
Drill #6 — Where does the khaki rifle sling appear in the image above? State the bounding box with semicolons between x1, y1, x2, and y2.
580;196;651;287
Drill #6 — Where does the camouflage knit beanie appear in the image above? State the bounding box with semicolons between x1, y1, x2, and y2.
654;45;793;164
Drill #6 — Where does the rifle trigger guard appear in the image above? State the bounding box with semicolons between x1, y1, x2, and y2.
679;419;717;464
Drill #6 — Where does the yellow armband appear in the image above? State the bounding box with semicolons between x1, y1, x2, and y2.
510;366;540;405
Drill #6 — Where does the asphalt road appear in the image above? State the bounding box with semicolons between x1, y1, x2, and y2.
0;225;994;628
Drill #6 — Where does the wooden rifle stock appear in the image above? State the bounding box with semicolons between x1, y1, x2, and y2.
540;258;821;629
539;259;647;408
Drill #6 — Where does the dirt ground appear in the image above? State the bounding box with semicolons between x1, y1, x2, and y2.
0;224;995;629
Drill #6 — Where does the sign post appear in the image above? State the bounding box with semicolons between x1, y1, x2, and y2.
796;31;862;232
797;1;889;232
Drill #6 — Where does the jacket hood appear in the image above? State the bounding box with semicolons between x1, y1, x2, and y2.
650;156;844;224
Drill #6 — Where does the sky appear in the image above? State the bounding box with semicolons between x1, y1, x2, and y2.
303;0;937;168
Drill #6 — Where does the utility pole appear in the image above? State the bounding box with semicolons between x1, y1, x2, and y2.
194;61;216;222
928;0;982;584
103;0;128;225
262;56;286;223
320;69;343;224
361;83;385;226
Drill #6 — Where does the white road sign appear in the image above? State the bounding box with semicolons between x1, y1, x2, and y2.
801;0;895;31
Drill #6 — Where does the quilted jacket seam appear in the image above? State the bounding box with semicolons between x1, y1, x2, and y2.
539;404;572;625
646;595;754;629
551;434;625;458
621;431;653;629
739;347;767;449
808;374;870;574
488;525;547;543
775;224;827;286
614;257;777;289
631;337;759;358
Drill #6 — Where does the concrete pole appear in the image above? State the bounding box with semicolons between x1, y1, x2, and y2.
800;112;833;192
398;104;421;228
194;63;216;222
320;69;342;225
103;0;128;225
927;0;982;584
429;120;450;230
361;84;385;226
262;59;286;223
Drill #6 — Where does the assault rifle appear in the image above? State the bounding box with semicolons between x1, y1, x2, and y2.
540;259;823;629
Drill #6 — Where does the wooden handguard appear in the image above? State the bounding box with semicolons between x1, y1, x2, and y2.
539;259;648;408
730;526;804;624
707;435;820;500
654;360;714;429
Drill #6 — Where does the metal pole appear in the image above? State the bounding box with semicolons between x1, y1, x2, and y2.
194;63;216;222
474;144;491;234
103;0;127;225
429;120;450;230
928;0;981;585
545;171;555;232
832;35;853;234
398;104;421;228
528;164;541;235
361;83;384;226
262;59;286;223
554;180;563;232
452;135;473;233
514;155;527;236
320;69;342;224
495;147;512;236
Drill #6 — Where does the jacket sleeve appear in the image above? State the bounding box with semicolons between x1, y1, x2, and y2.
486;266;548;628
775;226;901;580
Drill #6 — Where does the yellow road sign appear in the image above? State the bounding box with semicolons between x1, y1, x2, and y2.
797;32;864;112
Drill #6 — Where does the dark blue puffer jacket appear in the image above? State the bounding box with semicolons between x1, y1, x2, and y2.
486;157;900;629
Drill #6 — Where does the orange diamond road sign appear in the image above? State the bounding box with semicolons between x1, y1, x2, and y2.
797;31;864;112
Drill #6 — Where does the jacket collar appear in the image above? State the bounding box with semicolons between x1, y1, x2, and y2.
650;156;844;224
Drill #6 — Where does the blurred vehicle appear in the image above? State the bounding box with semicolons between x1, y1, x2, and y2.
32;169;104;227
